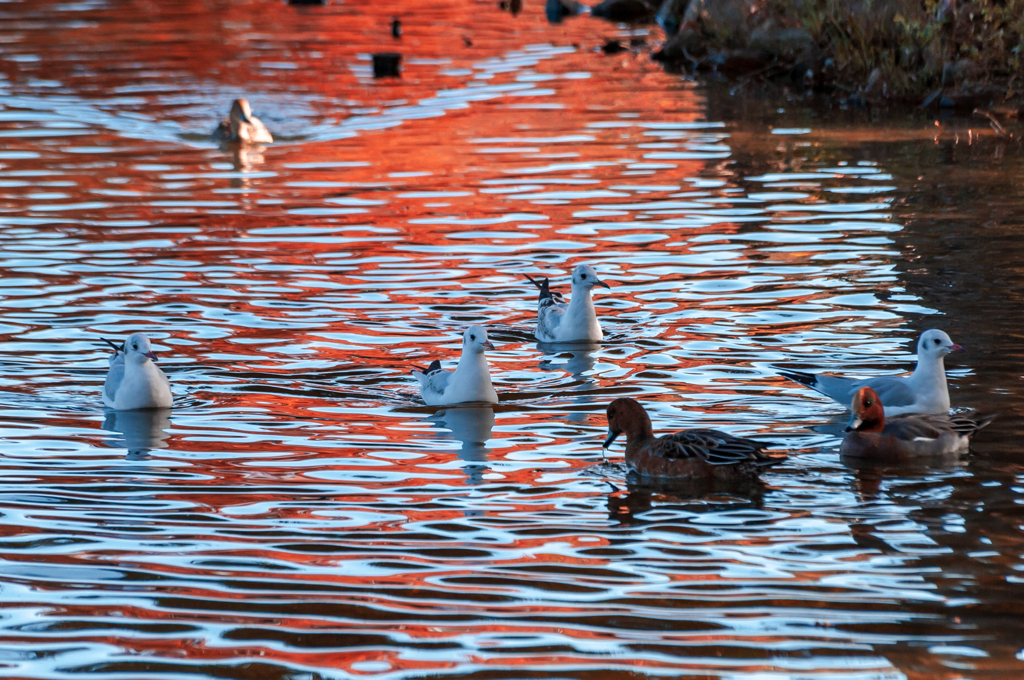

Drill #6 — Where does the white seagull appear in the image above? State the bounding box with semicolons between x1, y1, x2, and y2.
412;326;499;406
211;98;273;145
525;264;610;343
778;329;965;417
102;333;173;410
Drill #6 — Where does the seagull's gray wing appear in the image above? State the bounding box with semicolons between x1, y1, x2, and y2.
859;376;918;408
537;301;568;340
423;369;454;399
104;354;125;403
814;374;916;409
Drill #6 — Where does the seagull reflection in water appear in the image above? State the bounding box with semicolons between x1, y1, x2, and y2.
537;342;599;379
538;341;600;425
427;405;494;486
102;408;171;460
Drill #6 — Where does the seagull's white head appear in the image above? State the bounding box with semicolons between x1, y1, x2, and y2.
571;264;610;291
463;325;495;354
918;329;964;359
124;333;159;365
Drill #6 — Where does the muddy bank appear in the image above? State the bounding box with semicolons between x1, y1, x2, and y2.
581;0;1024;112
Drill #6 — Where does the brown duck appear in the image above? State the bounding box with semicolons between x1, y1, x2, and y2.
212;99;273;145
603;398;784;481
841;386;996;459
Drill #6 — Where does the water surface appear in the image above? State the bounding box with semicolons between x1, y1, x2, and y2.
1;1;1024;678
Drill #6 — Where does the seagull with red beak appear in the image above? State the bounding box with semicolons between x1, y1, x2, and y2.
525;263;611;343
411;326;498;406
779;329;966;416
102;333;172;410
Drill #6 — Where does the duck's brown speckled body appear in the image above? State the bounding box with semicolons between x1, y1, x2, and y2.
604;398;783;481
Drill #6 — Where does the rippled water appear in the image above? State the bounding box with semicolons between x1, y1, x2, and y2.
2;1;1024;678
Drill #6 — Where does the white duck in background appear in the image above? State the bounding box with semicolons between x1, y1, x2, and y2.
525;264;610;343
412;326;499;406
212;98;273;145
102;333;173;410
778;329;964;417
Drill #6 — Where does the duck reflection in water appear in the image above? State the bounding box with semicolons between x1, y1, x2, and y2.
843;450;968;500
227;145;265;190
102;408;171;460
232;146;265;171
427;405;494;486
606;479;770;526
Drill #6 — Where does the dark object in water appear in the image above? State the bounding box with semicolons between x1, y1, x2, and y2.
498;0;522;16
789;62;811;84
708;49;771;78
591;0;657;23
652;27;705;64
602;39;626;54
656;0;684;35
546;0;584;23
845;92;868;107
372;53;402;78
391;17;401;39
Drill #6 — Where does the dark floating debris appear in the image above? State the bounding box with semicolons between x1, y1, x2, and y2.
372;52;402;78
391;17;401;39
546;0;584;24
591;0;657;23
601;39;626;55
498;0;522;16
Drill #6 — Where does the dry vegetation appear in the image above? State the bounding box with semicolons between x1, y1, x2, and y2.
656;0;1024;105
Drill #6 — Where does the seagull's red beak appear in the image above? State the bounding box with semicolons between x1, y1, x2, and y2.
950;343;965;352
144;351;158;361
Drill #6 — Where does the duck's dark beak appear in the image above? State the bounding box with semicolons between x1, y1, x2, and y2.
603;429;619;448
845;414;862;433
483;341;495;350
144;351;158;362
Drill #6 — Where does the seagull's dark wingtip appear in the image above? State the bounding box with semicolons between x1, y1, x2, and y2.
525;273;557;304
777;368;819;389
